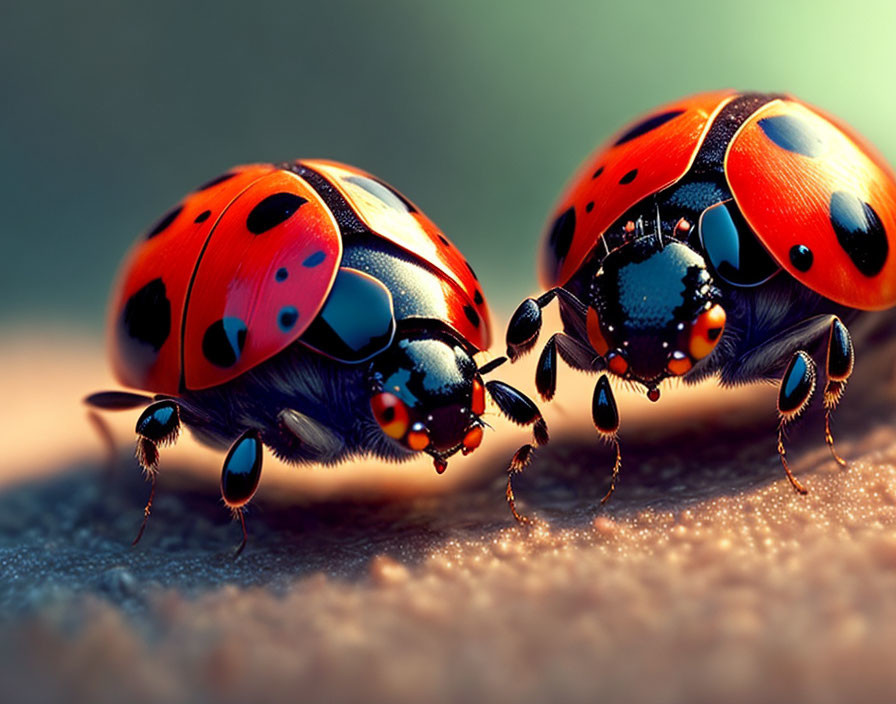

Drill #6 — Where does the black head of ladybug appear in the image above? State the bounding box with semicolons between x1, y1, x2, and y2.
368;330;486;471
587;235;727;396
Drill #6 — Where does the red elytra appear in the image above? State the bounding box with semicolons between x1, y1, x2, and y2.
109;161;491;395
540;90;896;311
725;99;896;310
541;89;737;287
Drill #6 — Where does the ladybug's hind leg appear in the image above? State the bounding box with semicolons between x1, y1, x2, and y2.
220;431;263;557
536;332;603;401
822;318;854;467
132;400;181;545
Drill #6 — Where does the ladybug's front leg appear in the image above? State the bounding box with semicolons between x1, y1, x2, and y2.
592;375;621;503
505;287;588;361
132;400;181;544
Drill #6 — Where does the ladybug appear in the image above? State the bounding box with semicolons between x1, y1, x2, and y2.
506;90;896;510
87;160;548;552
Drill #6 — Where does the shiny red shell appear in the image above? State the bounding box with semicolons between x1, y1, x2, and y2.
540;91;896;311
109;161;490;394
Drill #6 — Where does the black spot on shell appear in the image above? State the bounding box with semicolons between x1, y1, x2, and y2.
613;109;685;146
547;207;576;262
246;193;307;235
438;235;450;247
202;318;247;368
278;306;299;332
592;166;604;179
120;278;171;351
194;210;211;224
466;261;479;281
789;244;814;272
303;250;326;267
275;267;289;282
758;114;826;158
146;206;182;239
463;304;480;328
619;169;638;185
585;201;594;213
829;191;888;277
473;290;484;305
195;172;237;191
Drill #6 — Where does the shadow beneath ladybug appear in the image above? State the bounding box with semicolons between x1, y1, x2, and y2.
1;319;893;616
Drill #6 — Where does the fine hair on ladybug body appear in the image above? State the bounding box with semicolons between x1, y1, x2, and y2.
507;90;894;515
87;159;548;554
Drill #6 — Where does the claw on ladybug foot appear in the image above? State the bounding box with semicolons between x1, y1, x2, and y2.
131;470;157;547
232;508;249;558
599;435;622;504
777;426;809;495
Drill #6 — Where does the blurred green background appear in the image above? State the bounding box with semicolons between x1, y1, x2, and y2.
3;0;896;327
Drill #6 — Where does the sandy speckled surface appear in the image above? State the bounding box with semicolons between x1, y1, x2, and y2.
2;315;896;704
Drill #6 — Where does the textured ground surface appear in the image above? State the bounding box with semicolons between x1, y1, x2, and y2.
2;316;896;704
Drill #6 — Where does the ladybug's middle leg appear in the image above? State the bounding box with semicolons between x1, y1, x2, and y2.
536;332;603;401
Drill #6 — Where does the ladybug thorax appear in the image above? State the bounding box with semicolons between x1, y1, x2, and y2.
588;237;726;390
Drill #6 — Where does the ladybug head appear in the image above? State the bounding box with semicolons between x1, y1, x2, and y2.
368;330;486;472
587;236;726;397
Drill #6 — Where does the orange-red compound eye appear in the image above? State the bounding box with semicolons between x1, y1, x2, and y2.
406;425;430;451
471;377;486;416
370;392;410;440
463;425;484;452
688;304;726;360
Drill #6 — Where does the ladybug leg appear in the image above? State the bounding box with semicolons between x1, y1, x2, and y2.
506;288;588;361
277;409;345;461
83;391;155;474
220;430;263;557
132;400;181;545
592;375;622;504
822;318;854;468
776;351;818;494
536;332;603;401
484;380;549;525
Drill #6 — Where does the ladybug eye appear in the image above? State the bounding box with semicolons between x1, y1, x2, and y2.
471;377;486;416
688;304;726;360
699;200;779;287
370;392;410;440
